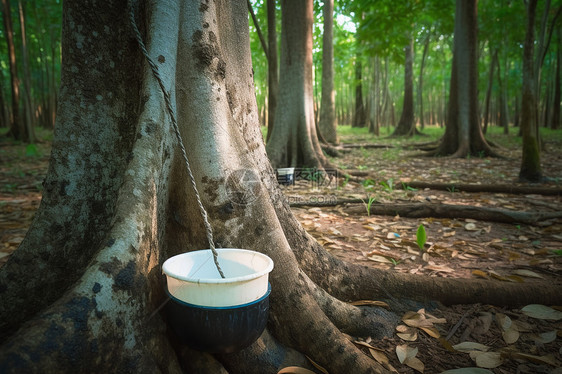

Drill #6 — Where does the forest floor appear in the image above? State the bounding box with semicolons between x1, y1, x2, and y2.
1;126;561;373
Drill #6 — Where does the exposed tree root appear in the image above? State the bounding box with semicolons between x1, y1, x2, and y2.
344;202;562;225
400;181;562;195
340;143;396;149
321;143;341;157
290;199;561;225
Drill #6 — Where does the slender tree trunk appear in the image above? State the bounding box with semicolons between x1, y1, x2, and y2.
551;28;561;129
392;37;415;136
352;58;366;127
496;53;509;134
318;0;337;144
368;56;380;135
247;0;268;58
265;0;278;142
514;94;520;128
0;79;8;128
418;34;430;131
18;0;35;143
543;77;551;127
519;0;542;182
2;0;22;140
483;49;497;135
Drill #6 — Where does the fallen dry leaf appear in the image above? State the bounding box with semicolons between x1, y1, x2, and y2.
349;300;390;308
528;330;557;344
508;352;558;366
440;369;494;374
469;351;503;368
396;344;418;364
277;367;317;374
396;325;418;341
471;269;489;279
512;269;543;279
453;342;491;352
420;326;440;338
404;356;424;373
521;304;562;321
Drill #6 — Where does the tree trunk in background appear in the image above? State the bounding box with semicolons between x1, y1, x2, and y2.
2;0;22;140
514;95;520;128
18;0;36;143
352;58;366;127
0;79;8;127
368;56;380;135
318;0;338;144
496;54;509;134
417;34;430;131
519;0;543;182
551;28;561;129
265;0;278;142
483;49;497;135
392;37;415;136
542;78;551;127
434;0;497;157
266;0;329;169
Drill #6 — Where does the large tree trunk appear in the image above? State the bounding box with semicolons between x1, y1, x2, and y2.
1;1;559;373
433;0;498;157
519;0;543;182
265;0;329;170
318;0;338;144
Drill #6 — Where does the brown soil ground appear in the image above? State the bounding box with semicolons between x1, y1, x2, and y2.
1;129;561;373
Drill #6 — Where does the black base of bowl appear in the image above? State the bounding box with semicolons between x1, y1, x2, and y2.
277;174;294;185
165;284;270;354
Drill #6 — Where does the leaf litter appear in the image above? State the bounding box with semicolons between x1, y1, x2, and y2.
283;133;561;373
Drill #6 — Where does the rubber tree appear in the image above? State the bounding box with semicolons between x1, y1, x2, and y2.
351;56;367;128
519;0;562;180
266;0;329;169
433;0;498;157
392;36;416;136
519;0;543;182
1;1;560;373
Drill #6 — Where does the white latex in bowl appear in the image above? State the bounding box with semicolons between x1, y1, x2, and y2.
162;248;274;307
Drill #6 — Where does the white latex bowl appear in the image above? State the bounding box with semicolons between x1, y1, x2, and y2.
162;248;274;307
